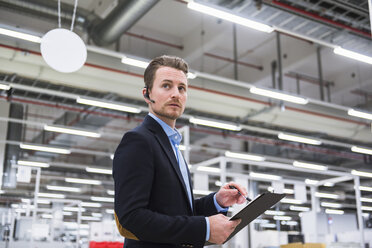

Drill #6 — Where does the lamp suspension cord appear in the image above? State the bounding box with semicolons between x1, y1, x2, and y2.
57;0;79;31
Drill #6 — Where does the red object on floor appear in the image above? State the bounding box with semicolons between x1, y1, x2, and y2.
89;241;124;248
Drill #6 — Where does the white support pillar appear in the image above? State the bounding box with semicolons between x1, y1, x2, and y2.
231;177;249;248
354;176;365;248
0;102;10;189
220;157;227;185
30;167;41;248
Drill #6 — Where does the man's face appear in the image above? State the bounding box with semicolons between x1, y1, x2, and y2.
147;66;188;126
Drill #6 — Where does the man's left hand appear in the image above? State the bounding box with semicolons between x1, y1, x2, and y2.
215;182;248;208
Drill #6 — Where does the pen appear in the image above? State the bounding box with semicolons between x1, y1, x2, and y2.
229;185;252;202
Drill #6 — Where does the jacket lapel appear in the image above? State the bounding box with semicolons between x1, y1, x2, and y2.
143;116;193;213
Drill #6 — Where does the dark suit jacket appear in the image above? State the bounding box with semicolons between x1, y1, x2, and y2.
113;115;218;248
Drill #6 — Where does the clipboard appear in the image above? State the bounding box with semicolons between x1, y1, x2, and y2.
206;191;286;245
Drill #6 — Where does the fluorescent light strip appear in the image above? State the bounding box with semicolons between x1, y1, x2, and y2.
81;216;101;221
86;167;112;175
273;215;292;221
321;202;342;208
351;170;372;178
121;56;149;68
281;198;303;204
187;72;197;79
289;206;310;212
76;97;141;113
0;83;11;90
334;47;372;65
305;179;319;185
249;172;282;181
197;166;221;173
265;210;285;215
17;160;49;168
187;2;274;33
361;206;372;211
282;221;298;226
325;209;344;215
105;209;114;214
46;185;81;193
81;202;102;208
41;214;53;219
107;190;114;196
261;223;276;228
65;177;102;185
323;182;335;187
193;189;213;195
360;186;372;192
63;207;86;212
351;146;372;155
63;211;73;216
90;196;114;203
189;117;241;131
44;125;101;138
253;219;269;224
38;192;65;199
225;151;265;161
278;133;321;145
92;212;103;217
0;27;41;43
361;197;372;203
250;87;308;104
20;143;71;154
267;187;294;194
315;192;339;199
293;161;327;171
348;109;372;121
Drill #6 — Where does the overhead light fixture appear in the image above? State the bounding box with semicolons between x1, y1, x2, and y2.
282;221;298;226
81;202;102;208
280;198;303;204
361;197;372;203
91;212;103;218
44;125;101;138
187;2;274;33
121;56;149;68
321;202;342;208
196;166;221;173
351;170;372;178
351;146;372;156
189;117;241;131
360;186;372;192
323;182;335;187
81;216;101;221
46;185;81;193
267;187;294;194
38;192;65;199
265;210;285;215
261;223;276;228
253;219;269;224
65;177;102;185
63;207;86;212
249;87;309;104
86;167;112;175
0;83;11;91
273;216;292;221
187;72;197;79
105;209;114;214
0;27;41;43
178;144;186;151
361;206;372;211
249;172;282;181
293;161;327;171
20;143;71;154
37;199;51;204
193;189;214;195
225;151;265;161
305;179;319;185
334;47;372;65
315;192;339;199
325;209;344;215
17;160;50;168
110;154;114;160
278;133;322;145
41;214;53;219
107;190;114;196
90;196;114;203
76;97;141;114
348;108;372;121
289;206;310;212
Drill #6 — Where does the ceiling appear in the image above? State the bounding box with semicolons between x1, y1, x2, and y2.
0;0;371;230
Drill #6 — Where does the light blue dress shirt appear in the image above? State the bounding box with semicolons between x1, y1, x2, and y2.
148;113;228;241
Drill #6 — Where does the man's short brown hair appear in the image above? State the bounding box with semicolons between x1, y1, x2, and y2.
144;55;188;90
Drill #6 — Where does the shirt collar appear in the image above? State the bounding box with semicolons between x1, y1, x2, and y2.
148;113;182;145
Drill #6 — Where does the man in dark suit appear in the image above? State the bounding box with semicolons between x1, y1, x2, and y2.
113;55;248;248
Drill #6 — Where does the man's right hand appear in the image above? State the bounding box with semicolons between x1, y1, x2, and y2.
208;214;241;244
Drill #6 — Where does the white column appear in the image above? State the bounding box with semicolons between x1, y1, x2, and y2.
354;176;365;248
0;102;10;189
